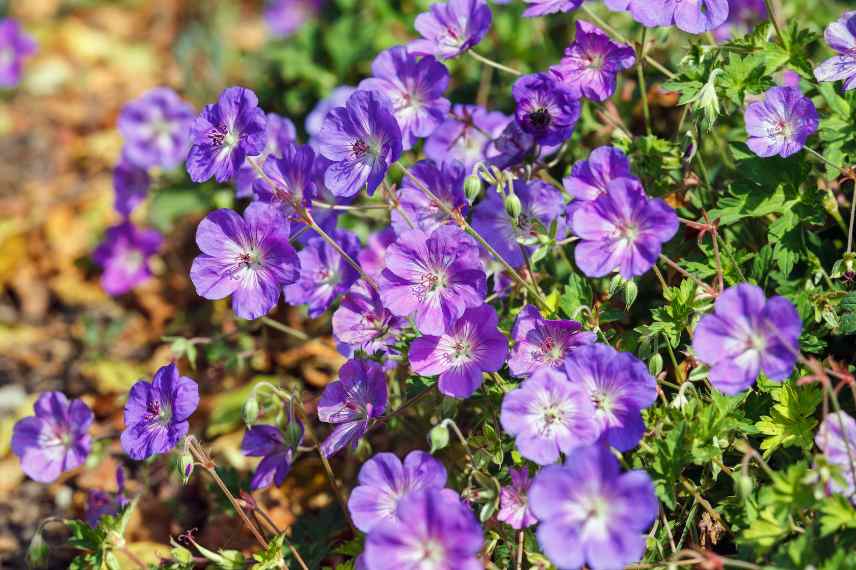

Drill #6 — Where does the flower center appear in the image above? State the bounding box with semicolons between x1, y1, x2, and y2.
209;127;238;148
537;335;565;364
418;539;446;566
528;108;552;130
412;270;448;301
591;390;612;413
619;222;639;242
445;338;473;365
767;118;794;139
238;247;264;270
144;400;172;426
587;53;605;71
351;138;370;159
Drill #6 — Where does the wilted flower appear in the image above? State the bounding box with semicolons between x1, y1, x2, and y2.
424;104;511;173
512;72;581;146
0;19;36;88
392;159;468;234
744;86;819;158
332;280;406;355
814;11;856;91
509;304;596;377
118;87;195;170
498;467;538;529
93;222;163;296
409;0;493;60
241;419;304;490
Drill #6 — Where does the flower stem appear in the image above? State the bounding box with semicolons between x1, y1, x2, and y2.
762;0;788;48
658;254;717;296
260;316;310;341
468;49;523;76
516;529;525;570
637;27;653;136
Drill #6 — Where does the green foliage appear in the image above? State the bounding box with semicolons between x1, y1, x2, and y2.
756;381;822;458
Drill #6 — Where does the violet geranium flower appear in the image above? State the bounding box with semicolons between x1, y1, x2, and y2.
563;145;637;202
241;420;304;490
317;89;403;198
508;304;596;377
306;86;356;141
11;392;93;483
190;203;300;320
529;444;658;570
512;72;581;146
253;142;318;216
814;12;856;92
235;112;298;199
629;0;730;34
332;280;405;356
85;467;129;526
317;358;388;457
348;450;448;532
815;411;856;502
744;86;819;158
500;368;599;465
523;0;583;18
284;230;360;318
187;86;267;183
424;104;511;173
498;467;538;529
380;225;487;335
358;227;397;282
712;0;766;42
118;87;195;170
409;0;493;60
392;159;468;234
0;19;36;88
120;363;199;460
550;22;636;102
692;283;802;395
113;158;150;218
410;304;509;398
571;177;678;279
93;222;163;296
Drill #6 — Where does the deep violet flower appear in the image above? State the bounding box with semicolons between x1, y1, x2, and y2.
332;280;405;355
284;229;360;318
265;0;323;38
93;222;163;296
317;89;403;198
629;0;730;34
348;450;448;532
488;121;537;169
815;411;856;501
523;0;582;18
363;489;483;570
529;444;658;570
85;467;129;526
550;22;636;102
512;72;581;146
241;420;304;490
359;46;451;151
564;343;657;451
306;86;356;140
11;392;93;483
409;0;493;60
498;467;538;529
235;112;298;199
509;304;596;377
814;12;856;91
563;145;637;202
712;0;766;42
424;104;511;173
113;158;150;217
500;367;599;465
410;304;508;398
118;87;195;170
0;19;36;88
190;202;300;320
317;358;388;457
253;142;317;215
187;86;267;183
120;363;199;460
380;225;487;335
571;178;678;279
692;283;801;394
392;159;468;234
358;227;397;282
744;86;819;158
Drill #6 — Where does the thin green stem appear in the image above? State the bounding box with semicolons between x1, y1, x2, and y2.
763;0;788;48
637;27;653;135
846;179;856;254
805;146;845;173
468;49;523;76
659;254;716;296
260;316;310;341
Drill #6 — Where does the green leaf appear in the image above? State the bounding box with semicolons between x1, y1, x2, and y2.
756;382;822;458
819;494;856;537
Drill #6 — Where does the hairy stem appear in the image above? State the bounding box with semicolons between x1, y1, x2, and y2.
468;49;523;76
261;316;310;341
637;27;653;135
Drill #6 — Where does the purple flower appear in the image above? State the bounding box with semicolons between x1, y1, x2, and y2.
410;304;509;398
113;158;150;217
409;0;492;60
190;202;300;320
317;358;387;457
814;12;856;91
241;421;304;490
380;225;487;335
629;0;730;34
284;230;360;318
564;344;657;451
0;19;36;88
816;411;856;501
393;159;467;234
235;112;298;199
358;227;397;282
118;87;195;170
317;89;403;198
571;178;678;278
512;73;581;146
85;467;129;526
187;86;267;183
307;86;356;142
550;22;636;102
360;46;451;151
489;121;537;169
744;86;819;158
332;280;406;355
424;104;511;173
692;283;801;395
363;489;483;570
11;392;92;483
93;222;163;296
500;368;599;465
563;145;636;202
509;305;596;377
348;451;448;532
265;0;322;38
712;0;766;42
498;468;538;529
523;0;582;18
120;364;199;460
253;142;317;215
529;444;658;570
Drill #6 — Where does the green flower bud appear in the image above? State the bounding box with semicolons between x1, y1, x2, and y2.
177;449;194;485
464;174;482;203
242;396;260;427
429;422;450;454
504;192;522;221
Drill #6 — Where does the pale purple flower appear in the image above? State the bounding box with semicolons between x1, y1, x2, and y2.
564;343;657;451
11;392;92;483
551;22;636;102
93;222;163;296
359;46;451;151
187;87;267;183
241;420;304;490
563;145;636;202
265;0;323;38
190;202;300;320
113;158;150;217
118;87;195;170
317;358;388;457
409;0;493;60
500;368;599;465
317;89;403;198
629;0;730;34
358;227;397;282
529;444;658;570
363;489;483;570
572;178;678;278
85;467;128;526
307;86;356;141
120;363;199;460
814;12;856;91
712;0;766;42
692;283;801;395
512;72;581;146
523;0;582;18
392;159;467;234
498;468;538;529
509;304;596;377
410;304;508;398
235;112;298;198
253;142;317;215
332;280;405;355
424;104;511;173
348;451;448;532
380;225;487;335
284;229;360;317
744;86;819;158
816;411;856;502
0;19;36;88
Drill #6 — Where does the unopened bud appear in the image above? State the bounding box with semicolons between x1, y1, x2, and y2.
242;396;260;426
178;450;194;484
464;174;482;203
504;192;522;221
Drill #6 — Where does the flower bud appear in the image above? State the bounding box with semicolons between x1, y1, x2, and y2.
428;422;450;454
242;396;260;427
504;192;522;221
464;174;482;203
177;449;194;484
